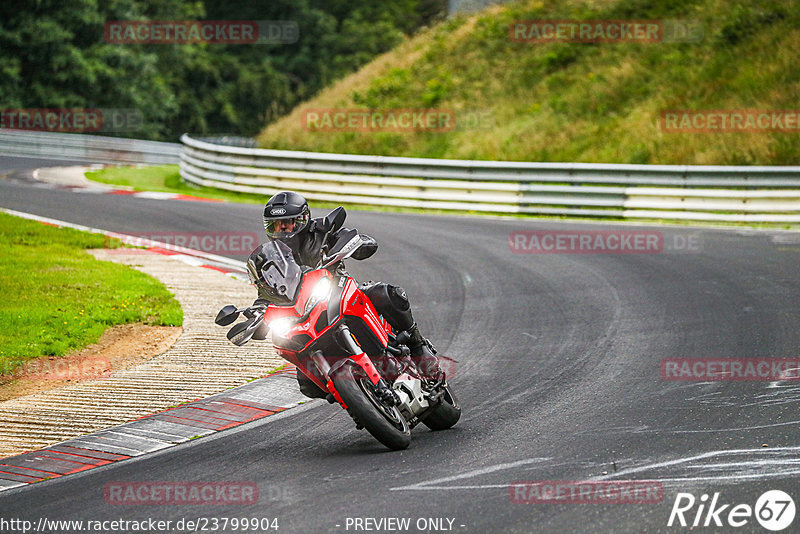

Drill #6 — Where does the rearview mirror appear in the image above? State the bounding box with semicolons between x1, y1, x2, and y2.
215;305;240;326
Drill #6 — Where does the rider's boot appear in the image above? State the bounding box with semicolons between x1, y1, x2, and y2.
407;323;444;381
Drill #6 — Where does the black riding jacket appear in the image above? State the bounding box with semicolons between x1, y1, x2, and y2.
281;217;377;268
250;216;422;343
249;217;377;305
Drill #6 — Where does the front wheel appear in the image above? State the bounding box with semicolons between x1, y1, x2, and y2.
332;363;411;450
421;382;461;431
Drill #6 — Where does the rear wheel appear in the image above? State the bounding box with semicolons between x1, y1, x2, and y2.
421;383;461;431
332;363;411;450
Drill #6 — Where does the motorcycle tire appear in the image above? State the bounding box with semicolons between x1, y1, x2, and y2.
332;363;411;450
421;383;461;431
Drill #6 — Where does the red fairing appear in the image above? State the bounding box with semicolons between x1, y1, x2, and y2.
326;378;346;408
349;352;382;385
262;270;389;396
263;268;333;353
262;269;333;392
340;278;389;347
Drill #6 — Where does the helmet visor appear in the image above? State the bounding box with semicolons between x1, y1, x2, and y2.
264;207;310;239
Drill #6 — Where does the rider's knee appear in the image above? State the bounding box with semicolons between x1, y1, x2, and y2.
361;282;414;331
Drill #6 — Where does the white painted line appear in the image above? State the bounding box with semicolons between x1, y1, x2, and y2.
593;445;800;481
132;191;180;200
390;458;551;491
172;254;206;267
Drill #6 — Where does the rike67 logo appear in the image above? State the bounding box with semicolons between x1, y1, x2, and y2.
668;490;795;531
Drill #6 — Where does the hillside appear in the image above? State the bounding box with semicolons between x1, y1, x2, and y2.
257;0;799;165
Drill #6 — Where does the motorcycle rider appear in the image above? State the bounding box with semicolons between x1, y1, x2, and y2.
250;191;443;399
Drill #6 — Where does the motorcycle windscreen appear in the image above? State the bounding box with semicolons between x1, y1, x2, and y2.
246;239;302;304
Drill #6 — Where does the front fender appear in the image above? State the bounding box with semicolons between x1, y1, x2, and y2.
327;354;383;410
330;353;382;385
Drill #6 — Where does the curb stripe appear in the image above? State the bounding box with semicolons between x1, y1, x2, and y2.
0;365;306;492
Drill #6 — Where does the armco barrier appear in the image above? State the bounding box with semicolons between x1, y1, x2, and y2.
2;130;798;222
179;134;800;222
0;130;180;165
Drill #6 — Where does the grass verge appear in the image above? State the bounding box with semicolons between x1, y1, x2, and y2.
0;212;183;374
87;165;275;205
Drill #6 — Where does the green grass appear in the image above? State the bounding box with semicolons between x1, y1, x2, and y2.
256;0;800;165
84;165;174;191
0;212;182;374
87;165;300;206
86;165;242;201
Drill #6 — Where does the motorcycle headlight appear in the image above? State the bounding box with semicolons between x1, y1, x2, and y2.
304;277;331;315
268;317;297;338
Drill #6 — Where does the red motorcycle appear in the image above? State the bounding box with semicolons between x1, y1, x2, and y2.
215;209;459;450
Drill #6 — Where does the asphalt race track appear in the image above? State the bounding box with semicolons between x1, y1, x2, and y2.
2;156;800;533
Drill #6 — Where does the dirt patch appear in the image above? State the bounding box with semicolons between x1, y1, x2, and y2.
0;324;182;402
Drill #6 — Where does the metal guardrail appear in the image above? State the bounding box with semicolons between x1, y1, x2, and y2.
3;131;796;222
0;130;181;165
180;134;800;222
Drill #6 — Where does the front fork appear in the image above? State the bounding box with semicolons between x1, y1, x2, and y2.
311;325;399;408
